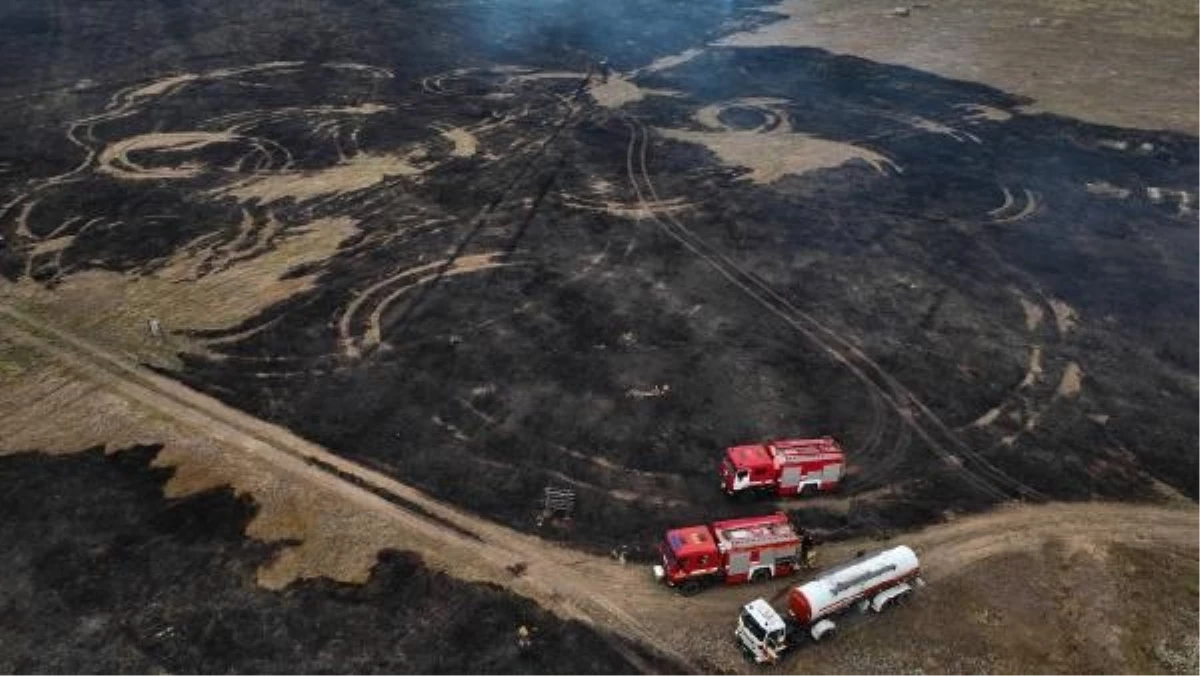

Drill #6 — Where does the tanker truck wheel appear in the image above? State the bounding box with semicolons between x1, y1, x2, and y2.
810;619;837;642
871;586;912;613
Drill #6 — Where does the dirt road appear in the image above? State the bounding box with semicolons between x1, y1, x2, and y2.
896;501;1198;581
1;302;1195;673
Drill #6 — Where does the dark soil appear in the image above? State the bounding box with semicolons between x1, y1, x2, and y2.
0;445;673;674
0;1;1195;555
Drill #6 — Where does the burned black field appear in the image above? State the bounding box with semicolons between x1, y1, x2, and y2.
1;0;1196;562
0;445;660;673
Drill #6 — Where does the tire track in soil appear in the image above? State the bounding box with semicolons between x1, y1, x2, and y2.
376;78;588;338
936;227;1084;454
857;388;887;462
644;115;1048;500
619;114;1043;503
648;134;1013;496
619;116;921;496
853;410;913;492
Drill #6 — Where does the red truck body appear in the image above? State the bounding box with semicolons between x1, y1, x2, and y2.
720;437;845;498
653;512;806;594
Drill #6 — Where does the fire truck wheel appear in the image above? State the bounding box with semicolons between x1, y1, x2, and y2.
751;568;771;584
678;580;701;596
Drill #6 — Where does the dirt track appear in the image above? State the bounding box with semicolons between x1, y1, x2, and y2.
1;302;1194;673
898;501;1197;580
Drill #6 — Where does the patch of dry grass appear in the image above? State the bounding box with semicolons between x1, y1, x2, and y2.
659;127;895;183
0;360;418;591
216;154;423;205
3;216;357;366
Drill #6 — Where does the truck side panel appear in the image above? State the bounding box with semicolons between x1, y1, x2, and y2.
780;466;801;489
728;551;751;577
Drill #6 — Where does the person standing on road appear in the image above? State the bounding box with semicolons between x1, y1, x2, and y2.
800;531;816;568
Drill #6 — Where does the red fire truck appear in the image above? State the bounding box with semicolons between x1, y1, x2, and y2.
652;512;813;595
719;437;846;498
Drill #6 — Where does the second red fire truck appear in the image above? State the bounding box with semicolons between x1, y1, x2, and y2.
719;437;846;498
653;512;814;595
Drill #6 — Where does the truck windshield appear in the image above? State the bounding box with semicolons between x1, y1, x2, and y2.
740;609;767;642
661;539;679;568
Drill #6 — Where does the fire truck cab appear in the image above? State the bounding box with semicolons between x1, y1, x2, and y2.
654;512;810;595
653;525;722;593
721;437;845;498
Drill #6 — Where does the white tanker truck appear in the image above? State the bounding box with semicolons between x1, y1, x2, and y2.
735;545;922;664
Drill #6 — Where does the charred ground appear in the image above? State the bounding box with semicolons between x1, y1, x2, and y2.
0;444;671;674
0;0;1196;558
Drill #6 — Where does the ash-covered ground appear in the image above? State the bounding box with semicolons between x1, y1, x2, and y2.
0;0;1195;558
0;445;670;673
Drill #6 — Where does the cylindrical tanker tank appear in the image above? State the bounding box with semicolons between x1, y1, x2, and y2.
788;545;920;623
